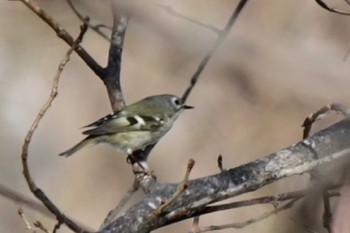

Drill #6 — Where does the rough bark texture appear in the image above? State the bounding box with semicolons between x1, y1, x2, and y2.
100;118;350;233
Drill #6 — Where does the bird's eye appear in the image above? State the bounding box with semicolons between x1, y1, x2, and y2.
171;97;181;108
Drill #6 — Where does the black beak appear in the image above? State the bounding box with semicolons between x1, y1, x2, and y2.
182;105;194;110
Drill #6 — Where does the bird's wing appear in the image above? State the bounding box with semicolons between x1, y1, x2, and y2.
82;111;122;128
82;114;165;136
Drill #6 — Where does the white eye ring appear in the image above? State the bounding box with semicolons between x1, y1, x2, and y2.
171;97;181;107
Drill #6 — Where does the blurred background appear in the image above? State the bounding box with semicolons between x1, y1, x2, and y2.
2;0;350;232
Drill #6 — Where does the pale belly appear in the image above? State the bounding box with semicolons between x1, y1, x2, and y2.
95;130;166;154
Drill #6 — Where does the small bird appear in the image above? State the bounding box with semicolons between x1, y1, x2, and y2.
59;94;193;157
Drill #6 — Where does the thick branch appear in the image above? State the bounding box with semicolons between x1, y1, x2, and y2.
100;118;350;233
103;4;129;111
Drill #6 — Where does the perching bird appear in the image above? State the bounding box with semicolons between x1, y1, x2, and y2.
59;94;193;157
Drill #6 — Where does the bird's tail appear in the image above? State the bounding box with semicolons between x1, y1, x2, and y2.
59;137;92;157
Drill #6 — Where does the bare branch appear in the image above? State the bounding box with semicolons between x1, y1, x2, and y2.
103;2;129;111
66;0;111;41
18;208;51;233
217;155;223;172
152;159;195;216
198;198;300;232
302;103;350;139
182;0;250;103
314;0;350;15
100;118;350;233
0;183;52;218
197;188;339;216
34;221;50;233
21;23;91;233
20;0;105;77
189;216;200;233
18;208;38;232
322;192;333;233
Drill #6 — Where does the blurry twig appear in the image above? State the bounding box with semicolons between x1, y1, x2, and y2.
157;4;220;34
314;0;350;15
21;23;91;233
323;192;332;233
198;198;301;232
18;208;50;233
196;188;339;216
34;221;50;233
66;0;111;41
18;208;36;232
182;0;250;103
0;183;93;230
189;216;200;233
0;183;52;218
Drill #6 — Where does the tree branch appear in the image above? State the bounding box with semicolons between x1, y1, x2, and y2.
198;198;300;232
100;117;350;233
20;0;105;77
182;0;250;103
103;2;129;111
66;0;111;41
198;187;339;216
21;23;91;233
0;183;52;218
314;0;350;15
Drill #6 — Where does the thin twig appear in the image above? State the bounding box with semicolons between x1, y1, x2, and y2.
157;4;220;34
314;0;350;15
189;216;200;233
21;24;91;233
182;0;250;103
0;183;52;218
0;183;93;230
197;189;339;216
18;208;51;233
34;221;50;233
66;0;111;41
217;155;223;172
19;0;105;77
323;191;333;233
302;103;350;139
152;159;195;216
18;208;36;232
198;198;301;232
52;220;63;233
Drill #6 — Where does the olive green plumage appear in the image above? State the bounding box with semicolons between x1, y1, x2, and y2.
59;94;192;157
